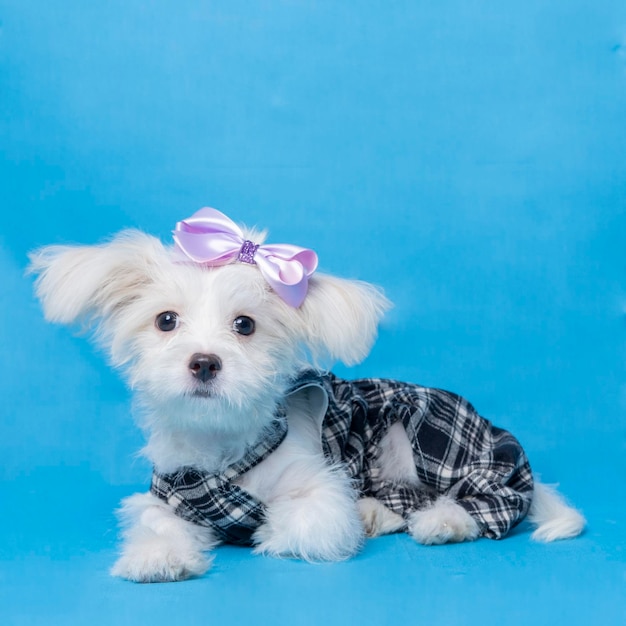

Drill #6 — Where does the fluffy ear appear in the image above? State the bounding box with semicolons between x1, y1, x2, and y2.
28;230;164;326
296;273;392;366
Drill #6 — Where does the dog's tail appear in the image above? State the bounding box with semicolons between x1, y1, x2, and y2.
528;482;586;541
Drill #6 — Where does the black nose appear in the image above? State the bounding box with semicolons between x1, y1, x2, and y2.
189;353;222;383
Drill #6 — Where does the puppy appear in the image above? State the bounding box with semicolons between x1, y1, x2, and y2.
29;207;585;583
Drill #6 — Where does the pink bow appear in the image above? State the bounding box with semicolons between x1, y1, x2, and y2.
173;208;318;307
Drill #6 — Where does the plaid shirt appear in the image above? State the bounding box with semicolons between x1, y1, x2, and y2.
151;371;533;545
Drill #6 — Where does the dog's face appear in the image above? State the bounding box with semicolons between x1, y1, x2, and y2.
123;260;307;432
29;229;390;434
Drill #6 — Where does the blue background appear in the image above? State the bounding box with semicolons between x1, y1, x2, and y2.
1;2;625;624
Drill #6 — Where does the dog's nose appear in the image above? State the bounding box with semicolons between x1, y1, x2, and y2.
189;353;222;383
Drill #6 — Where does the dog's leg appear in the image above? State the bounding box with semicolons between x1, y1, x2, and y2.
375;421;480;544
110;492;218;583
246;390;366;561
252;462;365;562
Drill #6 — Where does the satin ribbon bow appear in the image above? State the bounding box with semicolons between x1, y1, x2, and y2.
173;208;318;307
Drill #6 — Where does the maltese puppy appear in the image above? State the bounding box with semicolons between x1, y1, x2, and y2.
29;208;585;583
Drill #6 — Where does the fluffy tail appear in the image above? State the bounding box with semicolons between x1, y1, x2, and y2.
528;482;586;541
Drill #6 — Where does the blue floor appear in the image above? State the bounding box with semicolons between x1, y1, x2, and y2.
2;2;625;624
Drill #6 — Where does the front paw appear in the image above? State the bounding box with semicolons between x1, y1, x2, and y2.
110;534;212;583
253;496;365;562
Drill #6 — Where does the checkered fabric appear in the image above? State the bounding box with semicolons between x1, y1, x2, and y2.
151;371;534;545
150;416;288;545
317;373;534;539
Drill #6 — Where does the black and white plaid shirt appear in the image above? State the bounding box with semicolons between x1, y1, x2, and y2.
151;371;534;545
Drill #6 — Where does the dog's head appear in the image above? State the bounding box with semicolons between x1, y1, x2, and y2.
29;216;390;434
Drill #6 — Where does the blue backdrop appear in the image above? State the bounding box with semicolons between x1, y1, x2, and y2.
1;2;625;625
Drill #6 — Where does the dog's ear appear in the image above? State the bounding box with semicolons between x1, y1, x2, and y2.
28;230;164;327
296;273;392;366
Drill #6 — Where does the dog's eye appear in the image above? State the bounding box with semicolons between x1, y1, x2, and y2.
232;315;255;336
155;311;179;332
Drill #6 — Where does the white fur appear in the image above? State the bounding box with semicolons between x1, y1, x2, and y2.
408;496;481;545
358;497;406;537
110;492;218;583
528;482;586;542
28;223;584;583
377;421;421;484
243;388;365;562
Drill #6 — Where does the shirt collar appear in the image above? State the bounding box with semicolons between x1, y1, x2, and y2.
284;369;330;433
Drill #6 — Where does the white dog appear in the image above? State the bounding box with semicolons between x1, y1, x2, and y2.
29;208;585;583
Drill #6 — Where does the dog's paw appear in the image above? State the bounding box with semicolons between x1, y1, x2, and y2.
357;497;406;537
407;496;480;545
110;534;212;583
253;496;365;562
